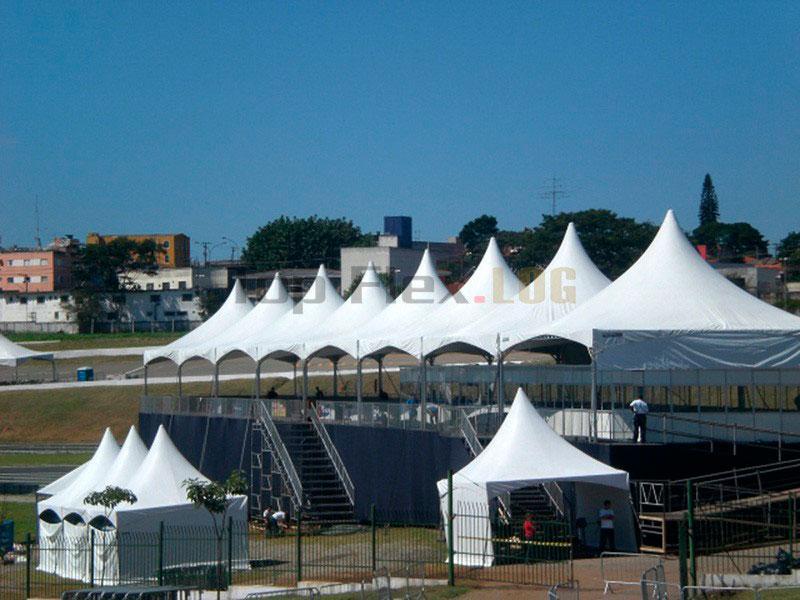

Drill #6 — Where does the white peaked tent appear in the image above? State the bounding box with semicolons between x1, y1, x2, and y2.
542;210;800;369
186;272;295;365
37;426;248;583
0;332;54;367
445;223;610;355
240;265;344;362
346;249;453;359
298;262;391;360
143;279;253;365
397;237;524;359
37;429;119;578
437;388;634;566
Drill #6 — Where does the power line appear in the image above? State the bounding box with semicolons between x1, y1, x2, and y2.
538;177;568;215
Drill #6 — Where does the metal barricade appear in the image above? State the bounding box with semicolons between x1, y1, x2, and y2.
546;581;579;599
600;552;662;594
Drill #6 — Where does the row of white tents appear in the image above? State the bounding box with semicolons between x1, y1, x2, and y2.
144;209;800;373
37;426;247;583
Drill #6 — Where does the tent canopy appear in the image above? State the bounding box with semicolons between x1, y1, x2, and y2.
189;272;296;365
542;210;800;350
448;388;628;499
0;332;54;368
143;280;252;365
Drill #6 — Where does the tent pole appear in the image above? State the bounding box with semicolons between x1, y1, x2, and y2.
143;364;148;395
15;364;19;384
419;338;427;430
590;351;598;442
254;361;261;399
293;361;298;397
496;334;505;416
177;363;183;398
302;359;309;403
377;357;383;395
213;361;220;397
332;358;338;399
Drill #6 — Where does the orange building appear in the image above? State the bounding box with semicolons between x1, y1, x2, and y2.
0;248;74;292
87;233;190;268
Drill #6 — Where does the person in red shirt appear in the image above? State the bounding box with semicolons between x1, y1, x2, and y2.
523;513;536;562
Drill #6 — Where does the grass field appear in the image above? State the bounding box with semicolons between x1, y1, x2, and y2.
0;453;92;466
7;331;182;351
0;501;36;541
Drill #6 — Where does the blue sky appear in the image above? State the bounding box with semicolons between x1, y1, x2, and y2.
2;2;798;257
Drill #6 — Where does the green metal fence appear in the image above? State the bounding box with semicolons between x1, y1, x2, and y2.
0;506;573;598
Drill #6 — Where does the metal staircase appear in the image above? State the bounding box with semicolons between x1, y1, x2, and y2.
250;400;356;523
250;401;304;519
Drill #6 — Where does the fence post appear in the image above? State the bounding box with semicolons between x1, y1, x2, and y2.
90;528;95;588
227;516;233;587
686;481;697;587
791;494;797;558
678;517;689;589
370;504;377;573
296;511;302;583
447;470;455;587
158;521;164;586
25;532;31;599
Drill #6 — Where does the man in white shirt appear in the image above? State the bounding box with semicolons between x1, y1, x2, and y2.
598;499;615;552
629;397;649;443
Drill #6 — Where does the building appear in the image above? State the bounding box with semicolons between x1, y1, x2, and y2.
0;241;76;293
240;268;341;301
86;233;191;268
127;267;194;292
340;216;463;291
712;259;783;300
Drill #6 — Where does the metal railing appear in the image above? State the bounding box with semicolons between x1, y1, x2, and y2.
458;408;483;457
308;406;355;507
600;552;663;595
254;400;304;509
547;581;579;599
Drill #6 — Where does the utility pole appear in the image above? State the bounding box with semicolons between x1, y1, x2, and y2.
539;177;568;215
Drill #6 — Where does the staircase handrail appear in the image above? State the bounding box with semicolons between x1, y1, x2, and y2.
542;480;568;519
307;407;356;507
254;400;304;509
459;408;484;457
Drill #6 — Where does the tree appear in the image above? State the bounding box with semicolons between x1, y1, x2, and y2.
459;215;498;257
84;486;138;584
777;231;800;282
509;210;658;279
242;216;374;270
698;173;720;227
693;222;768;261
197;288;227;320
67;238;164;331
184;470;247;598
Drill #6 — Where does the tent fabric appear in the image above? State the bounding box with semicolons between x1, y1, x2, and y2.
240;265;345;362
37;425;248;583
38;462;88;498
390;237;524;358
447;223;610;355
437;388;632;566
538;210;800;351
143;279;253;365
185;273;295;365
293;262;391;360
0;332;53;367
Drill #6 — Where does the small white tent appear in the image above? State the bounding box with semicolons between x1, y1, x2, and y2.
437;388;634;566
143;280;252;365
0;332;55;379
37;426;248;584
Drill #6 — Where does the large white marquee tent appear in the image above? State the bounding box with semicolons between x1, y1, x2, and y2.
437;388;634;566
142;210;800;395
37;426;247;584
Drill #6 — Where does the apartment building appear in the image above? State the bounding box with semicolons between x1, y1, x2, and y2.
86;233;191;268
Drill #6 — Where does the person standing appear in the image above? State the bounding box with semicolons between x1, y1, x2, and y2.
598;500;616;552
629;396;649;443
522;513;537;563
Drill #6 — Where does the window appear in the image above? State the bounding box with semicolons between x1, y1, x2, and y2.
163;240;170;249
164;253;170;263
181;293;193;302
36;296;45;304
178;280;187;290
41;258;48;266
41;276;48;282
23;259;30;266
60;295;69;303
6;296;16;304
5;277;11;283
54;311;60;320
146;283;154;291
162;282;170;290
150;294;161;303
19;297;27;304
164;310;176;317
